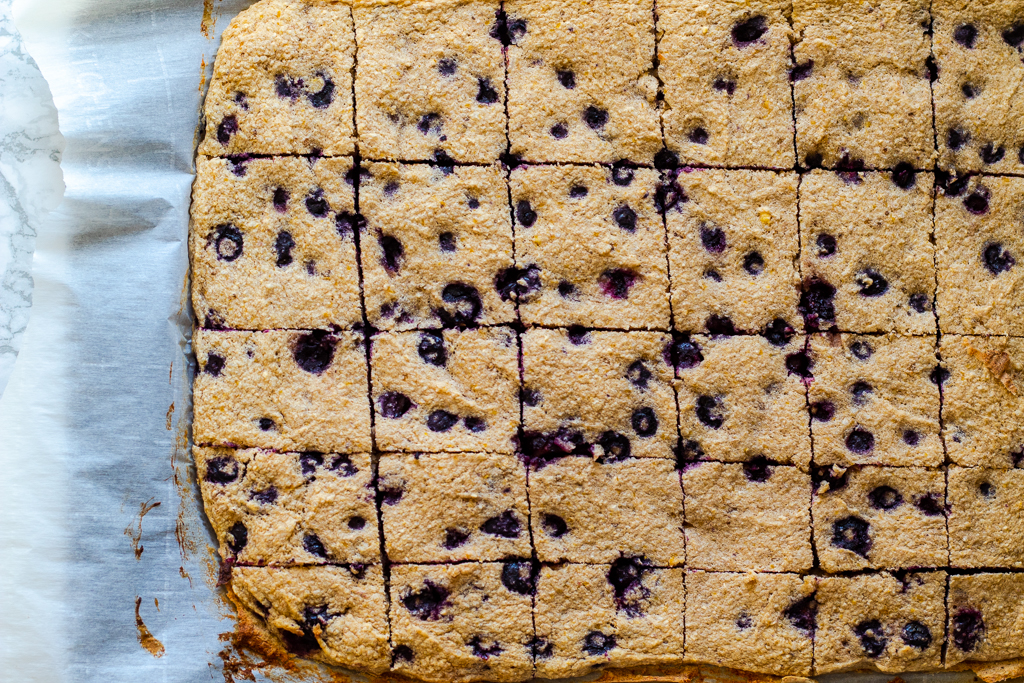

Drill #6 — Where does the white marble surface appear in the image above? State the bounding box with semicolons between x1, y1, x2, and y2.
0;0;64;396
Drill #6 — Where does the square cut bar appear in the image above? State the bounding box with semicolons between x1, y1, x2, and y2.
504;0;662;164
949;466;1024;569
230;565;390;673
360;163;515;330
666;169;801;335
685;571;815;676
682;462;813;572
815;571;946;673
659;0;795;168
529;456;685;565
511;165;670;329
521;328;677;461
389;562;535;682
675;334;811;470
193;330;371;453
191;156;361;330
812;465;947;572
195;447;378;565
378;452;530;563
807;334;942;467
939;335;1024;468
947;573;1024;665
798;170;937;334
933;0;1024;175
199;0;355;156
791;0;934;169
533;562;685;679
353;1;507;163
371;327;519;454
935;174;1024;337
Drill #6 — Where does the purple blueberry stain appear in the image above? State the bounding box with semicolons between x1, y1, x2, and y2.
810;400;835;422
784;594;818;636
700;224;727;253
204;352;226;377
816;233;837;258
515;199;537;227
542;513;568;537
850;380;873;406
790;60;814;82
427;410;459;433
274;231;296;267
501;559;537;595
226;521;248;554
258;417;275;432
689;127;709;145
464;416;487;433
378;391;413;419
335;211;365;239
857;269;889;297
799;278;837;331
851;340;873;361
438;282;482;326
948;127;971;151
954;23;978;48
696;395;725;429
713;77;737;94
494;264;542;303
846;428;875;454
743;455;774;482
205;455;240;484
785;350;813;380
417;113;443;135
550;122;569;139
216;115;238;145
853;619;888;658
706;315;737;336
599;269;639;299
983;243;1016;275
306;73;334;109
666;335;703;371
631;407;658;437
613;205;637;232
597;431;632;462
567;325;589;346
402;580;450;621
489;9;526;46
732;15;768;47
626;359;652;390
292;331;335;374
303;532;329;559
443;528;470;549
952;608;985;652
583;105;608;130
607;556;652;617
892;162;917;189
915;493;944;516
418;331;447;367
272;187;289;212
476;78;499;105
763;318;795;347
743;251;765;276
468;636;503;659
481;510;521;538
964;186;991;214
582;632;616;656
212;223;244;262
557;69;576;89
868;485;903;510
832;516;872;557
902;621;932;649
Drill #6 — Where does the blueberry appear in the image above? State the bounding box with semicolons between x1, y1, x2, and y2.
799;278;837;330
403;581;450;621
293;331;335;374
853;619;888;658
850;340;873;360
467;196;480;209
1003;23;1024;47
608;556;651;616
557;69;576;89
481;510;521;538
832;516;872;556
868;485;903;510
274;75;302;100
476;78;499;104
336;211;365;239
464;416;487;432
468;636;503;659
696;395;725;429
915;493;944;516
494;265;542;303
329;454;357;476
892;162;917;189
850;380;873;405
558;280;577;298
902;621;932;649
272;187;289;212
417;113;442;135
204;352;226;376
940;172;971;196
383;180;400;197
258;417;275;431
784;594;818;636
626;360;652;390
655;179;687;211
812;464;850;492
846;428;875;454
666;335;703;370
490;9;526;46
598;269;639;299
569;185;589;199
583;105;608;129
307;73;334;109
675;439;705;467
790;60;814;82
700;225;727;253
443;528;470;549
903;429;921;446
550;122;569;139
982;243;1016;275
418;331;447;367
763;318;795;347
954;23;978;48
438;58;457;76
654;149;680;170
542;513;568;537
925;55;939;82
816;233;837;257
632;407;658;437
378;391;413;419
952;608;985;652
980;482;996;498
962;83;979;99
212;223;244;262
582;632;616;656
930;365;950;386
704;269;722;281
980;143;1005;165
226;521;248;553
611;162;635;186
501;559;537;595
379;483;404;505
438;283;483;326
857;269;889;297
743;251;765;276
528;637;554;660
438;232;457;252
216;115;238;145
299;452;324;476
274;231;296;267
204;456;240;484
713;77;737;95
785;350;813;379
613;205;637;232
948;127;971;151
706;315;737;336
804;151;824;168
567;325;590;345
909;293;930;313
304;189;329;217
348;516;366;530
515;199;537;227
736;614;753;629
743;455;773;482
252;486;277;504
598;431;632;461
810;400;835;422
303;533;329;558
392;644;415;663
520;427;589;465
427;410;459;432
732;15;768;47
379;234;404;273
689;127;709;144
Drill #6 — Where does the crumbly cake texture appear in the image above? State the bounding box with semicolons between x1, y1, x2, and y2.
194;0;1024;679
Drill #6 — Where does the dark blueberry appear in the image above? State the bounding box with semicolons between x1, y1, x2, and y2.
654;149;680;170
443;528;470;549
438;282;483;326
522;387;540;405
437;58;457;76
542;513;568;537
1014;447;1024;468
481;510;521;538
567;325;590;345
743;455;773;482
233;91;249;109
743;251;765;276
675;439;706;467
392;644;415;663
216;115;238;145
598;269;639;299
558;280;577;298
786;351;813;379
204;352;226;377
274;230;296;267
226;521;248;553
810;400;835;422
763;318;796;347
379;234;404;274
655;179;687;211
868;485;903;510
915;493;944;516
1003;22;1024;47
274;75;302;100
299;452;324;476
667;335;704;370
703;315;737;338
732;15;768;47
851;340;873;360
816;233;837;258
940;172;971;196
582;632;616;656
983;242;1016;275
468;636;503;659
335;211;365;239
611;162;635;186
736;614;753;629
713;77;737;95
464;416;487;432
954;23;978;48
494;264;542;302
948;127;971;151
704;269;722;282
252;485;278;505
203;308;227;328
528;637;554;660
550;122;569;139
608;556;651;616
304;188;329;217
303;533;328;558
901;621;932;649
696;395;725;429
846;428;875;454
980;143;1005;164
700;225;727;253
501;559;537;595
854;619;888;658
909;293;930;313
626;360;652;390
689;126;710;145
850;380;873;405
832;516;872;556
632;407;658;437
857;269;889;297
403;581;450;621
903;429;921;446
427;410;459;433
304;604;331;630
418;331;447;367
964;187;991;214
417;113;442;135
838;170;863;185
258;417;275;432
438;232;457;253
584;105;609;129
329;454;358;476
930;365;950;386
515;199;537;227
812;464;850;492
799;279;837;330
490;9;526;46
952;608;985;652
212;223;244;262
892;162;917;189
292;331;335;374
925;55;939;82
379;483;404;505
980;482;995;498
804;151;824;168
272;187;289;212
383;180;400;197
204;455;240;484
307;73;334;109
520;427;590;465
569;185;589;199
784;594;818;636
467;196;480;209
476;78;499;104
962;82;979;99
598;431;632;462
557;69;576;89
378;391;413;419
348;516;366;530
613;205;637;232
790;60;814;81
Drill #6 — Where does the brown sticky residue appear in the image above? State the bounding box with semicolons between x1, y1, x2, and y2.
124;499;162;560
179;566;193;588
166;402;175;430
154;597;160;611
201;0;216;37
135;596;166;657
964;339;1019;395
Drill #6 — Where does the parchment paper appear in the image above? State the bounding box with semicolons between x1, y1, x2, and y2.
0;1;1018;682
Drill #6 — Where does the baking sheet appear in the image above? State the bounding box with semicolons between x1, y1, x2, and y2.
0;0;1019;681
